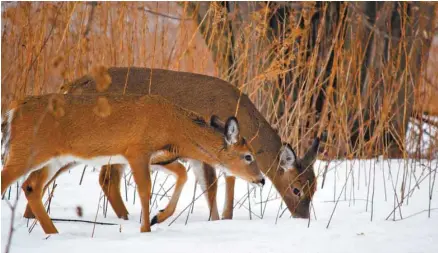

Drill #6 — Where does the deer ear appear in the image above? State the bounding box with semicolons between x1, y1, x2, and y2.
210;115;225;132
279;144;296;169
224;116;239;145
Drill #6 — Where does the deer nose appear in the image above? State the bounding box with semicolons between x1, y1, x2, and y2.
255;178;265;187
253;177;265;188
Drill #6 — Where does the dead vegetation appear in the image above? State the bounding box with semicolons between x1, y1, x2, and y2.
2;2;437;159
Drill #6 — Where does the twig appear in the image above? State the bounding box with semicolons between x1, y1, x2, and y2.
141;7;193;21
261;183;275;218
385;167;437;220
124;171;128;202
371;159;376;221
4;198;19;253
51;218;117;226
326;166;354;228
91;192;104;238
79;165;87;185
393;208;438;222
247;183;252;220
185;181;197;225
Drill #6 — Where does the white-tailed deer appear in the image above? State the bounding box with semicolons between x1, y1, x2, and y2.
1;94;264;234
25;67;319;221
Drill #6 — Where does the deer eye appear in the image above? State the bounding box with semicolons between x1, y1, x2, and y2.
292;188;301;197
244;154;254;163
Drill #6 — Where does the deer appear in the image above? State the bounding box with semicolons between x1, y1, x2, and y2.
1;94;265;234
23;67;320;222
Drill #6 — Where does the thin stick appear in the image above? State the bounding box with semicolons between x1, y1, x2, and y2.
385;168;437;219
168;172;221;227
91;192;104;238
259;187;263;218
321;164;329;189
189;180;197;215
4;199;18;253
261;183;274;218
8;186;12;200
382;159;388;201
275;200;284;225
51;218;117;226
151;174;170;208
428;162;437;218
150;171;159;206
237;187;255;209
366;160;372;212
79;165;87;185
247;183;252;220
159;183;175;201
15;181;19;200
124;171;128;202
133;185;137;205
371;159;376;221
326;166;353;228
46;181;57;215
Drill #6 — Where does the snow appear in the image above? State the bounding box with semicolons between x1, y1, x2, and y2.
1;159;437;253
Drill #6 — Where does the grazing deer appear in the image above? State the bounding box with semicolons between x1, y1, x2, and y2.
25;67;319;221
1;94;264;234
21;142;304;229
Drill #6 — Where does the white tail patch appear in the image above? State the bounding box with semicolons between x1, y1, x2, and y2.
1;108;15;165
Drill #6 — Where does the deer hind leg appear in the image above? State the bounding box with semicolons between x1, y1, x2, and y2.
222;176;236;220
128;154;152;233
22;163;76;234
189;160;219;221
151;161;187;225
99;164;129;220
23;164;72;219
23;168;49;219
21;167;58;234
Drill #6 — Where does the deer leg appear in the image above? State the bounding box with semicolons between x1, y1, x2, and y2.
23;164;74;219
23;168;48;219
128;155;152;233
21;167;59;234
222;176;236;220
99;164;129;219
202;163;219;221
190;160;219;221
22;163;76;234
151;161;187;225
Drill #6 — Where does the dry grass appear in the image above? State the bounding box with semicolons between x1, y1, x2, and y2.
2;2;437;159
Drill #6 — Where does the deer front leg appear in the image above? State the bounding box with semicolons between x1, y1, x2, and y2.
151;161;187;225
99;164;129;220
222;176;236;220
190;160;219;221
202;163;219;221
129;155;152;233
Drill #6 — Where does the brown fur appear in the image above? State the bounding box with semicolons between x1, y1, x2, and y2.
34;67;318;220
1;94;263;234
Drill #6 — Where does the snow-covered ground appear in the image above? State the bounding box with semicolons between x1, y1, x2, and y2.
1;159;437;253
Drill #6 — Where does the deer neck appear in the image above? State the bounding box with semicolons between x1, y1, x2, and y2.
179;127;225;167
